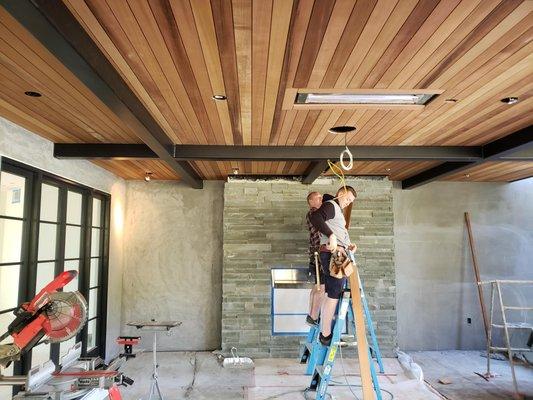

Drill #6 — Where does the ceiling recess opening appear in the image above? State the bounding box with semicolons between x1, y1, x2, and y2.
295;92;437;105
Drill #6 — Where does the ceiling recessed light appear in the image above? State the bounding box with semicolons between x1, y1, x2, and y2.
232;168;239;175
386;168;391;172
144;172;153;182
24;91;42;97
296;92;437;105
445;98;458;103
465;174;470;178
501;97;518;104
213;94;227;101
328;126;356;135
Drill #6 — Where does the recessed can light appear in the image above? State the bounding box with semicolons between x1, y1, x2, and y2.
232;168;239;175
328;126;356;135
144;172;153;182
24;91;42;97
213;94;227;101
386;168;391;172
465;174;470;178
444;98;457;103
501;97;518;104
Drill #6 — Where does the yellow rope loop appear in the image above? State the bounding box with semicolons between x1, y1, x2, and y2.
327;159;347;195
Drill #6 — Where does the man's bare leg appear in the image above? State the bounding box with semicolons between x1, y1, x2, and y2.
320;297;339;337
310;284;325;320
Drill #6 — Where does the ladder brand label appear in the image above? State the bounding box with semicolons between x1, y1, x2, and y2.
328;346;337;362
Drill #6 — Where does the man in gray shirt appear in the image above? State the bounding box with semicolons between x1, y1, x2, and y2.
309;186;357;346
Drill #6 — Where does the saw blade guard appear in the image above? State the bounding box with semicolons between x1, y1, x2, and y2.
42;291;88;343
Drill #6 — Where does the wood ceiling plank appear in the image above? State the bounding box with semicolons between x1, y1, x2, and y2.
419;0;525;88
233;0;252;145
364;0;456;88
0;12;136;142
148;0;224;146
303;109;334;145
402;54;532;143
335;0;399;88
360;110;405;145
293;0;336;87
306;0;356;88
286;110;309;146
379;0;480;88
443;161;533;181
210;0;243;145
348;0;421;88
128;0;213;145
251;0;272;145
321;109;353;145
102;0;203;143
394;0;501;88
419;2;533;88
78;0;186;144
329;109;367;145
466;114;533;146
278;110;297;146
383;39;532;145
309;109;343;145
260;0;293;145
321;0;377;87
0;96;76;142
294;110;321;145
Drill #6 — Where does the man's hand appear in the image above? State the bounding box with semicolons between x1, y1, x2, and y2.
326;234;337;252
348;243;357;252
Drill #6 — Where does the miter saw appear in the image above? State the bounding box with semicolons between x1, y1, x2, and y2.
0;270;87;367
0;271;136;399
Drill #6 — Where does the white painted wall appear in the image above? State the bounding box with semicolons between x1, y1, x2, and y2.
0;117;126;360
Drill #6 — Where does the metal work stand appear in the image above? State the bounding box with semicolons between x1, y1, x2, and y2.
483;280;533;399
127;320;182;400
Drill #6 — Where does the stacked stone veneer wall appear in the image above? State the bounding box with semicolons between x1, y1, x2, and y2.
222;177;396;357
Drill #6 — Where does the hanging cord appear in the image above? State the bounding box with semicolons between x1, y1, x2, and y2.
340;132;353;171
327;159;347;195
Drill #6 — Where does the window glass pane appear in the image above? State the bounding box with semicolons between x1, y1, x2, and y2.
67;191;82;225
0;218;23;263
65;226;81;259
36;262;55;293
38;223;56;261
60;337;77;359
0;171;25;218
90;258;99;287
0;264;20;310
0;356;13;399
0;312;16;343
88;288;98;319
64;260;79;292
40;184;59;222
91;228;100;257
87;319;97;350
31;342;50;367
92;198;101;227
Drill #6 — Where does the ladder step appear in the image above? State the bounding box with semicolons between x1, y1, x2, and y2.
490;346;532;352
504;306;533;310
491;323;533;329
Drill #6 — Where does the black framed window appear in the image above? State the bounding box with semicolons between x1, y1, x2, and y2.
0;157;110;384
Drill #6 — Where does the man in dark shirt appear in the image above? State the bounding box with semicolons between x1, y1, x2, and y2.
305;191;325;326
309;186;357;345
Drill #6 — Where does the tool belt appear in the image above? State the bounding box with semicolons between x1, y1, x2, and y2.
330;250;354;278
320;245;355;279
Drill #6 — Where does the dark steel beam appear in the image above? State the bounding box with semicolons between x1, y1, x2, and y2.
173;145;482;161
402;126;533;189
54;144;157;159
4;0;203;188
54;143;484;161
302;161;330;184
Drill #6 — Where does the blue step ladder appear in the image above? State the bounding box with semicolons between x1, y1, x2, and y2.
300;251;384;400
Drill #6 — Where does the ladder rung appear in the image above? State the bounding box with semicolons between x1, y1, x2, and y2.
490;346;532;352
492;323;533;329
504;306;533;311
338;340;357;347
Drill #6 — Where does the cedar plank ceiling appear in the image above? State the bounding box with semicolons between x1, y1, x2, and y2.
0;0;532;182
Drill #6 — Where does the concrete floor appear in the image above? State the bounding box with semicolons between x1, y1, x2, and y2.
118;351;442;399
411;351;533;400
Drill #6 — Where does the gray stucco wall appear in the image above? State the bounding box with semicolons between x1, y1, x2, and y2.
394;179;533;351
222;177;397;357
121;181;224;351
0;117;126;361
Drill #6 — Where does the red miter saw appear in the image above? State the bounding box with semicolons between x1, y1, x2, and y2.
0;270;87;367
